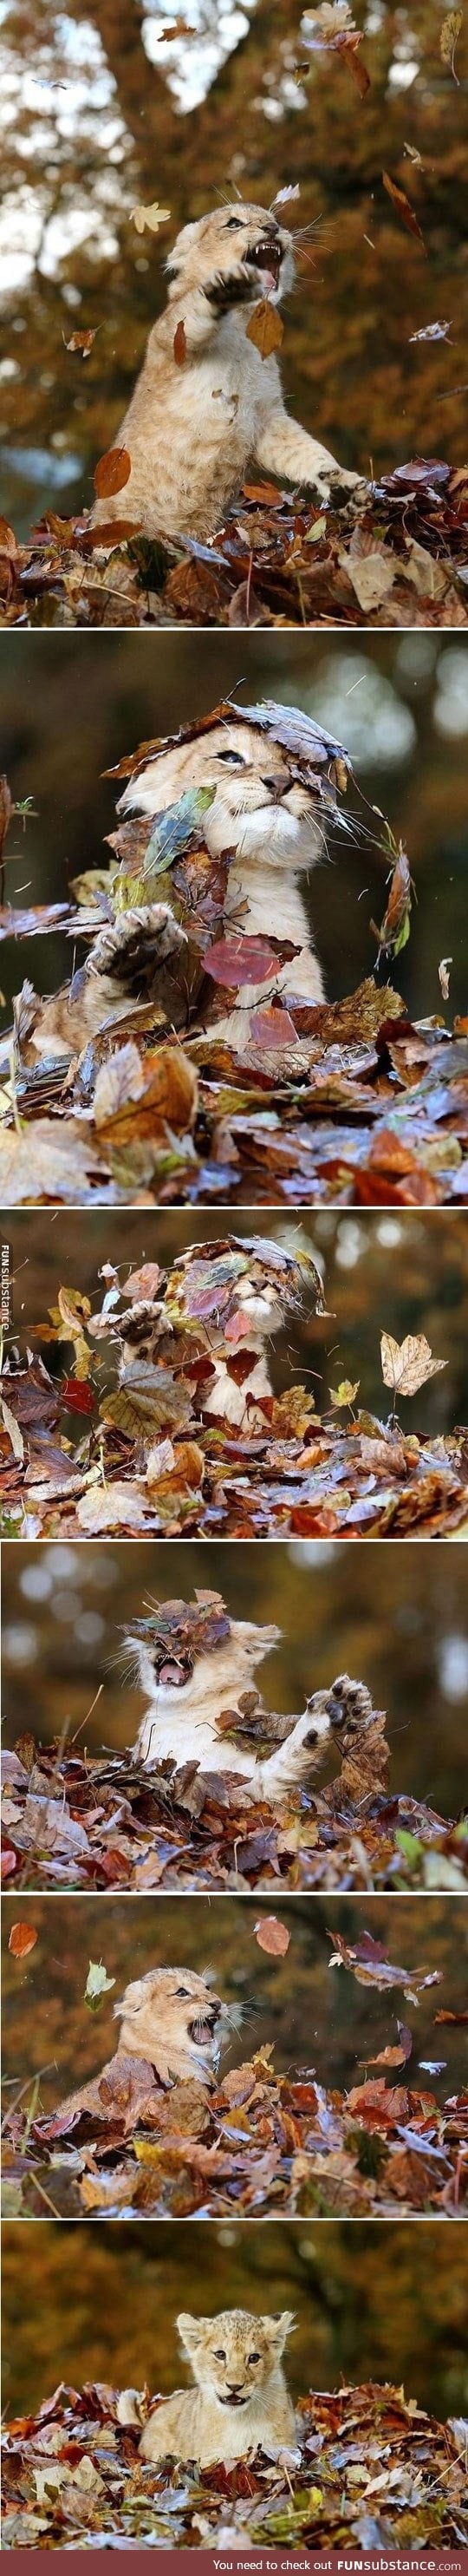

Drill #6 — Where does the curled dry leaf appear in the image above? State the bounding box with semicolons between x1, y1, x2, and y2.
380;1330;446;1399
409;322;452;343
8;1921;38;1958
372;846;413;961
382;172;426;251
328;1929;443;2006
439;957;452;998
131;202;171;235
94;448;131;500
64;330;99;358
439;9;464;80
254;1916;290;1956
246;300;284;359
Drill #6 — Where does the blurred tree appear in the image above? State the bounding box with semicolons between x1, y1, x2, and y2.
3;2219;468;2417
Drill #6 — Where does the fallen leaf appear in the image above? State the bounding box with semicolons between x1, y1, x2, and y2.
382;173;426;251
204;935;292;988
254;1916;290;1956
372;847;413;962
439;958;452;999
8;1922;38;1958
246;300;284;359
94;448;131;500
380;1331;446;1399
409;322;452;343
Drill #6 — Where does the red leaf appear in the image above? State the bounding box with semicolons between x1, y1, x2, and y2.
382;173;426;251
204;936;284;988
62;1378;96;1415
94;447;131;499
8;1921;38;1958
2;1850;17;1880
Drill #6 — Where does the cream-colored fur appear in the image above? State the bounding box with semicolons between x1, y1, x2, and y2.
54;1969;225;2126
91;200;359;542
137;2308;296;2466
17;907;186;1066
130;1616;367;1804
120;718;327;1034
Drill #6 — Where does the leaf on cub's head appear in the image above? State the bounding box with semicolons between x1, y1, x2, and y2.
246;299;284;359
380;1331;446;1399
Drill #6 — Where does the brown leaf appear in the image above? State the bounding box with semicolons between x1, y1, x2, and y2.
64;330;98;358
382;172;426;251
94;448;132;500
372;847;413;959
254;1916;290;1957
246;299;284;359
8;1922;38;1959
173;320;187;365
380;1330;446;1399
361;2023;413;2071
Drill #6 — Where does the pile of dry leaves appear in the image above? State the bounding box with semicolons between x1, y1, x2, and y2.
3;1713;466;1894
3;2377;466;2551
1;462;467;634
3;1919;467;2221
1;1243;467;1539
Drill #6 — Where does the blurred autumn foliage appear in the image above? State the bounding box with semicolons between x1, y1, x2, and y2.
3;2218;468;2419
2;2;468;535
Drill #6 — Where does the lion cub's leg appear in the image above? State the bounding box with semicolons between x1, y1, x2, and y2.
255;402;361;499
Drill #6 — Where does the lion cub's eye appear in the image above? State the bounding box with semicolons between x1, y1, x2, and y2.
213;2349;226;2361
175;1985;191;1998
217;749;246;766
248;2352;261;2364
224;217;244;230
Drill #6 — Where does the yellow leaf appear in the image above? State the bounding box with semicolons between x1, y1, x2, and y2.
131;202;171;235
439;9;463;79
380;1331;446;1399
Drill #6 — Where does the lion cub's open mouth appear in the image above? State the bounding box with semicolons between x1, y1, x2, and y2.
188;2011;218;2045
218;2393;250;2408
246;239;283;294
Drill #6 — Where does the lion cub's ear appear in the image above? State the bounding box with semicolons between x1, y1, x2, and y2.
263;2311;296;2350
178;2312;205;2355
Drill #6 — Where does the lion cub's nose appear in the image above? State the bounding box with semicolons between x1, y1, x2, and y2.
228;2383;244;2396
262;775;285;800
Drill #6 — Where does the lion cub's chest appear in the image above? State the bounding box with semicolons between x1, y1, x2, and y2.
185;329;276;454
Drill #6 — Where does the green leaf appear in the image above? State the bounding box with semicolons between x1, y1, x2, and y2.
393;909;411;956
144;787;215;880
84;1959;116;2012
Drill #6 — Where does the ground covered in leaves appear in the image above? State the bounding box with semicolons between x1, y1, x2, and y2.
3;2377;466;2552
1;463;467;635
4;1973;467;2221
3;1731;466;1896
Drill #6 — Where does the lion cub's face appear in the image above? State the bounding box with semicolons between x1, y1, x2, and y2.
178;2307;294;2405
128;1618;280;1719
120;721;322;876
166;201;294;308
114;1966;222;2070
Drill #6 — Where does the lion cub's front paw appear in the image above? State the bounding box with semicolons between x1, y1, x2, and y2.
205;267;256;315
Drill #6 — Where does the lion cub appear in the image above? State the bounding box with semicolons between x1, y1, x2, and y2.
91;200;360;542
138;2309;296;2467
49;1968;224;2135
